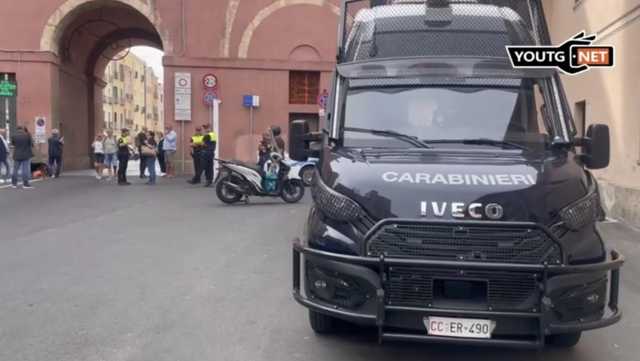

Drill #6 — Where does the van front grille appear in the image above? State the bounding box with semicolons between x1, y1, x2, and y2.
387;266;540;311
367;222;561;264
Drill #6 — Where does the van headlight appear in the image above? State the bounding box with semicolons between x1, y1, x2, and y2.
312;174;364;221
559;188;600;231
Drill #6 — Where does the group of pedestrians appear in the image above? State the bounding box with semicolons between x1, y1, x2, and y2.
91;126;177;186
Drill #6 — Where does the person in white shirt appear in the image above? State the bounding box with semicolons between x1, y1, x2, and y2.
91;134;106;180
163;125;177;177
103;129;118;181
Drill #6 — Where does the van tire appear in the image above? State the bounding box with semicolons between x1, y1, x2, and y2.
547;332;582;348
309;310;335;334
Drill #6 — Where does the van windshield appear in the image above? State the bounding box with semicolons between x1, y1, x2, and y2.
343;81;551;149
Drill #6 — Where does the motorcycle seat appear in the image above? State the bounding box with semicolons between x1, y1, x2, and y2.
226;159;263;173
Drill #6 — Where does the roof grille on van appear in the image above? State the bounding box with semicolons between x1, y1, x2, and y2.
339;0;549;64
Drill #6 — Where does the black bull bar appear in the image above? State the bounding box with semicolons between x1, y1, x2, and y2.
292;239;623;348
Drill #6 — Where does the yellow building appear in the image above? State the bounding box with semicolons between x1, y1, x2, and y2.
544;0;640;227
102;51;163;135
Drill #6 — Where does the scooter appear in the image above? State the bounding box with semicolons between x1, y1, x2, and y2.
214;155;306;204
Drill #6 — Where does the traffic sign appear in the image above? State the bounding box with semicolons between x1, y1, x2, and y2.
203;74;218;89
203;91;218;106
243;95;260;108
0;80;17;97
175;72;192;121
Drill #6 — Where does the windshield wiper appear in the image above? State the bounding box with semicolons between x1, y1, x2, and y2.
427;138;530;151
345;127;431;149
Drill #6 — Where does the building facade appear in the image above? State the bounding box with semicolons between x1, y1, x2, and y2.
543;0;640;226
0;0;637;226
0;0;338;171
102;52;163;135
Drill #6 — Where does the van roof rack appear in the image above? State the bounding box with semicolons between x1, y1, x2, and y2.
337;0;552;64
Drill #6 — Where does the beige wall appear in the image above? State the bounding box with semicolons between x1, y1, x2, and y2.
102;53;163;135
544;0;640;225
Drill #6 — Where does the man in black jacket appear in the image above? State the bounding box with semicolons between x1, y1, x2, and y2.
47;129;64;178
0;128;9;184
10;126;34;189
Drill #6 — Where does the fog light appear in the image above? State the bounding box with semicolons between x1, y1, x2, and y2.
306;263;370;309
586;293;600;304
551;276;607;322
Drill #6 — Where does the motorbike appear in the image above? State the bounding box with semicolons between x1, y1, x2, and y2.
214;156;306;204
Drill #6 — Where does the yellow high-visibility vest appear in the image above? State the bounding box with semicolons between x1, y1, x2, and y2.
208;131;218;142
118;136;129;145
191;135;204;145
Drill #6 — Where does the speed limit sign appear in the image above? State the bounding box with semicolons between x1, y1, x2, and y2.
203;74;218;89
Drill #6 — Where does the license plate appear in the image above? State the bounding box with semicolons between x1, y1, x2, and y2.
424;316;495;339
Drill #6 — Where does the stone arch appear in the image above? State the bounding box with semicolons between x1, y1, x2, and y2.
40;0;167;55
288;44;322;61
221;0;242;57
237;0;340;59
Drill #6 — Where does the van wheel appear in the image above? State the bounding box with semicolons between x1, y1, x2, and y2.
309;310;335;334
547;332;582;348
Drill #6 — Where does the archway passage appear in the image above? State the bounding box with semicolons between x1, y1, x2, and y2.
45;0;164;169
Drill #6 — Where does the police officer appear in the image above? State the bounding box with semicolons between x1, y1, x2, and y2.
117;128;132;186
188;127;205;184
201;124;218;187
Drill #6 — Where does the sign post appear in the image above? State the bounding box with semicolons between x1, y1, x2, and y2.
174;72;192;175
0;75;16;139
243;95;260;159
174;73;192;121
34;116;46;144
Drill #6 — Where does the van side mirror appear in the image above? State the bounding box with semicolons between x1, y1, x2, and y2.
290;120;310;161
583;124;610;170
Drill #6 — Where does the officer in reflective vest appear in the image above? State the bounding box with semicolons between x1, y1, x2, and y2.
201;124;218;187
117;128;131;186
188;127;205;184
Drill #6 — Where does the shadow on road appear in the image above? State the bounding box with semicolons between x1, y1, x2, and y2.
312;322;577;361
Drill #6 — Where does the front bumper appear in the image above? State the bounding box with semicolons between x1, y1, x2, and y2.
292;239;623;348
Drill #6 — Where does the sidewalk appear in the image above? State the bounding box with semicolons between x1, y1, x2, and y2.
63;160;161;178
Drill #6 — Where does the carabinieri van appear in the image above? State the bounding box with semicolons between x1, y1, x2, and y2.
289;0;623;348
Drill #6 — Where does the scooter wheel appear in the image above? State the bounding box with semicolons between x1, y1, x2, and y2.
299;165;315;187
216;176;243;204
281;179;305;203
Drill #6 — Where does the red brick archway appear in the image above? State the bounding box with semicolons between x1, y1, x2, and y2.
40;0;165;169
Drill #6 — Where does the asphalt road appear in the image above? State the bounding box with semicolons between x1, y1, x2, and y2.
0;176;639;361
